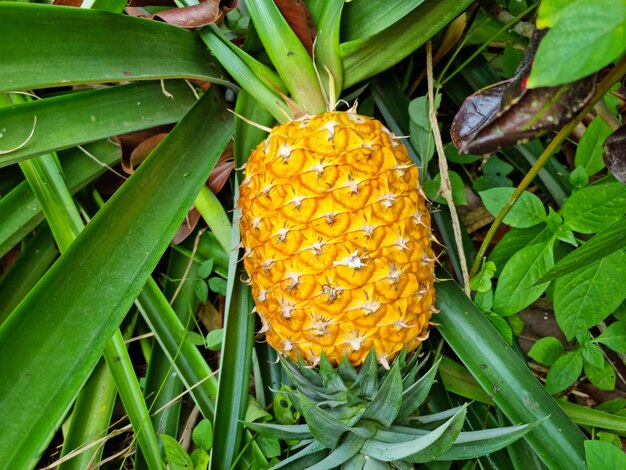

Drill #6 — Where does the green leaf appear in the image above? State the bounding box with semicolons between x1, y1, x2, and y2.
473;156;514;192
423;171;467;206
473;289;493;313
554;249;626;339
161;434;193;470
561;183;626;234
493;236;556;315
0;89;231;468
528;337;564;367
545;350;583;395
538;217;626;282
208;277;227;295
361;361;403;427
397;359;441;421
314;0;345;103
197;259;214;279
469;261;496;293
191;448;210;470
537;0;576;28
298;393;351;449
205;329;223;351
409;94;440;169
570;166;589;189
436;279;587;469
485;313;513;345
245;422;312;441
257;434;282;459
340;0;474;88
192;419;213;451
528;0;626;87
488;225;549;276
341;0;426;41
480;188;547;228
585;439;626;470
576;116;612;176
0;81;197;167
246;0;325;113
582;342;605;369
361;405;467;463
307;432;367;470
195;281;209;304
584;358;616;391
594;321;626;353
0;3;223;92
437;421;543;460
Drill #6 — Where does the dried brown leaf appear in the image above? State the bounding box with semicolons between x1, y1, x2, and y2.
274;0;316;56
123;133;168;174
172;207;201;245
146;0;238;28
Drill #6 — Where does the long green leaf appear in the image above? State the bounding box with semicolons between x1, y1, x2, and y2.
315;0;345;102
0;88;232;468
436;278;587;469
0;227;57;324
341;0;473;88
341;0;426;41
0;140;121;258
246;0;326;113
0;80;196;167
0;3;224;92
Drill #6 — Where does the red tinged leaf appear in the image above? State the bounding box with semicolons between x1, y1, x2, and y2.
207;142;234;193
603;125;626;184
274;0;316;56
52;0;83;6
122;133;168;174
451;28;596;154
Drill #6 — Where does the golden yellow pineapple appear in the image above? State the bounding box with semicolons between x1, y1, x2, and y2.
238;110;435;366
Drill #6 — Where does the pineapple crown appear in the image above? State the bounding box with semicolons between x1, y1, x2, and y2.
246;348;540;469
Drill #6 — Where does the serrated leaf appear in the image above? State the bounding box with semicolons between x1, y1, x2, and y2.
584;359;616;391
319;352;346;393
585;439;626;470
307;432;367;470
493;237;556;315
192;419;213;451
582;343;605;369
576;116;612;176
397;358;441;421
529;0;626;87
436;420;543;460
554;249;626;339
538;217;626;282
355;348;379;399
528;337;564;367
161;434;193;470
480;188;546;228
361;361;403;427
561;183;626;234
361;405;467;463
245;422;312;441
545;350;582;395
298;393;350;449
594;321;626;353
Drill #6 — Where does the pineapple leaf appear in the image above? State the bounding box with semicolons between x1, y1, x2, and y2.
0;3;222;92
0;81;196;168
272;440;327;469
246;0;326;114
361;360;403;427
244;422;313;441
279;358;327;400
314;0;345;104
338;355;358;383
402;351;429;388
342;0;426;42
361;404;468;463
400;406;466;427
306;432;368;470
298;392;351;449
397;358;441;421
319;352;347;393
354;348;379;399
436;420;545;461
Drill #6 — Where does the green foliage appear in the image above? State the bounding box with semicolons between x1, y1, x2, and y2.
585;439;626;469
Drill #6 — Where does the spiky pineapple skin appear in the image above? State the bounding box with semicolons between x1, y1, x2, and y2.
239;111;435;366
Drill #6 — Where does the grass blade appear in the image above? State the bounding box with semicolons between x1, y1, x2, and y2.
0;88;232;468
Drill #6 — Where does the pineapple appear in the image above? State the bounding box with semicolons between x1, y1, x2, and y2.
238;110;435;367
